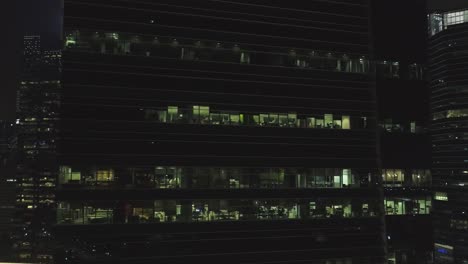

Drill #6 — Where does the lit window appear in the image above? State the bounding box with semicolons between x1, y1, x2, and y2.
65;36;76;47
167;106;178;122
382;169;404;186
230;114;240;125
410;122;416;133
342;116;351;129
97;169;114;182
435;192;448;201
316;118;324;128
324;114;333;128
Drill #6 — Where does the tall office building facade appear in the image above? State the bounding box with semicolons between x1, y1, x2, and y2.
428;8;468;264
16;36;61;262
55;1;385;263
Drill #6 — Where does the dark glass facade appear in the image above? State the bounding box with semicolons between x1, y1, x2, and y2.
56;1;385;263
373;1;434;263
429;9;468;264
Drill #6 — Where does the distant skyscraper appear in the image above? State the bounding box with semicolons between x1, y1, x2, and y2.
23;36;41;57
0;120;16;229
15;35;61;263
0;120;16;260
54;1;385;263
428;8;468;264
22;36;42;78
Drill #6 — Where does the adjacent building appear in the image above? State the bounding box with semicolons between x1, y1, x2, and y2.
15;35;61;262
0;120;16;260
54;0;385;263
428;8;468;264
376;61;433;264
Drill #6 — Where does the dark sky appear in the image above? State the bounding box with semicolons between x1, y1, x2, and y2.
428;0;468;11
372;0;427;63
1;0;61;121
19;0;62;48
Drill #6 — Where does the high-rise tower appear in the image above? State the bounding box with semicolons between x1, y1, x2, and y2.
428;8;468;264
55;1;385;263
15;35;61;262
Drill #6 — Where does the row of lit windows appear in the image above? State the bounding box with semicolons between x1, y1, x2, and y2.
433;109;468;120
65;31;370;74
59;166;372;189
17;199;54;205
18;182;54;187
429;10;468;36
384;197;431;215
17;193;55;198
18;117;59;124
145;106;366;129
20;80;61;85
16;178;55;183
57;199;379;225
382;169;431;187
434;192;448;201
64;31;428;80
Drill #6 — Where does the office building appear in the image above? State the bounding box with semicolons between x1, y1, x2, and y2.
54;0;386;263
428;8;468;264
15;36;61;262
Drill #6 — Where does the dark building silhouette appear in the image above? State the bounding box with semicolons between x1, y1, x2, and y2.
372;1;434;263
375;61;433;264
428;8;468;264
0;120;16;246
0;121;16;261
54;0;385;263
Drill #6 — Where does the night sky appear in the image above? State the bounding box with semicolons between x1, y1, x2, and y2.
428;0;467;11
372;0;427;63
1;0;61;121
